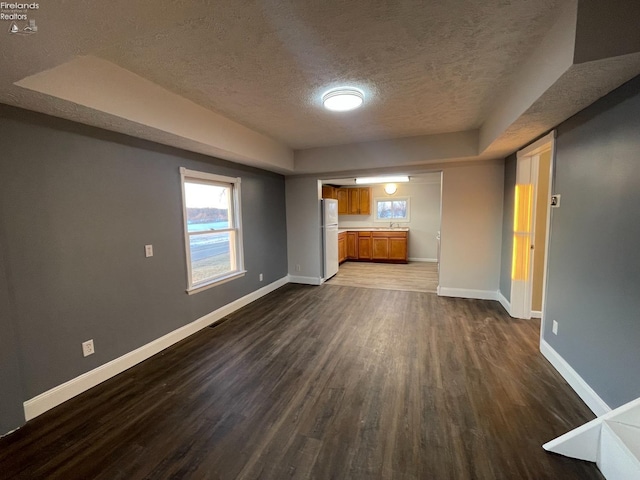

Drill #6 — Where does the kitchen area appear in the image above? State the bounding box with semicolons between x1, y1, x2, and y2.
321;174;441;292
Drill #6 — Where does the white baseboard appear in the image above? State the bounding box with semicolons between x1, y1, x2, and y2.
496;290;540;320
23;276;290;421
408;257;437;263
497;290;512;316
540;338;611;417
288;275;322;285
437;287;498;301
0;427;20;439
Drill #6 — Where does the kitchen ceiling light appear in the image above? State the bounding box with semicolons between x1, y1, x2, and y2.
384;183;397;195
322;88;364;112
355;176;409;184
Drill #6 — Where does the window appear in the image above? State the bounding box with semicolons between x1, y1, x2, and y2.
180;168;244;293
374;197;410;222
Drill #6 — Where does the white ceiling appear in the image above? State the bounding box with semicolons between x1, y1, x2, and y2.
97;0;559;148
1;0;639;175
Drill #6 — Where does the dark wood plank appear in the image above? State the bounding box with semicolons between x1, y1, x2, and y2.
0;284;603;479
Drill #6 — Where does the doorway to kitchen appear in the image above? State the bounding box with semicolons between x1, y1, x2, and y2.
321;173;442;293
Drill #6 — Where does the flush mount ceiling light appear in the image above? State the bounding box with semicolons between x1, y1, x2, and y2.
384;183;398;195
355;175;409;184
322;88;364;112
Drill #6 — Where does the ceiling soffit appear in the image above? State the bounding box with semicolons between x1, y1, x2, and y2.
14;56;294;173
3;0;640;175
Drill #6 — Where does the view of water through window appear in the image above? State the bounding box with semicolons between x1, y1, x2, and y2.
184;182;234;284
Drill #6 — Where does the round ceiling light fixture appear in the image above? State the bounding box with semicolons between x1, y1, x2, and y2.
384;183;397;195
322;87;364;112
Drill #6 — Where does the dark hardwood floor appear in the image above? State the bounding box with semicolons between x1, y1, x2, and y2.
0;284;603;479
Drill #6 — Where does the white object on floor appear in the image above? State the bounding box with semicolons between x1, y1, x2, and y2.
543;397;640;479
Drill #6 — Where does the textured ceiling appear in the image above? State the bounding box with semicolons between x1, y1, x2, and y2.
95;0;559;148
1;0;639;174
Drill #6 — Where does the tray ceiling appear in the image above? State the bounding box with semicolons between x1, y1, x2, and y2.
1;0;639;174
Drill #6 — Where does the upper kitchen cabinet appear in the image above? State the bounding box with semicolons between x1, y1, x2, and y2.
322;185;338;200
338;187;371;215
358;187;371;215
336;188;349;215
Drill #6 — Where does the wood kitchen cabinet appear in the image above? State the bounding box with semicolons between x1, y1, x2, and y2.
371;231;408;262
337;188;349;215
339;229;408;264
348;188;360;214
338;232;347;264
346;232;358;259
357;231;372;260
357;188;371;215
322;185;338;200
388;236;408;261
372;236;390;260
339;187;371;215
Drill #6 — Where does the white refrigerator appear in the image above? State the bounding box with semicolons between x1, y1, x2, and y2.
322;199;339;280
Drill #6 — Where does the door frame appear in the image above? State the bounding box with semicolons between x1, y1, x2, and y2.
512;131;555;320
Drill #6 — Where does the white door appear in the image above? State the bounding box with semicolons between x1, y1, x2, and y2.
511;154;537;319
511;131;556;320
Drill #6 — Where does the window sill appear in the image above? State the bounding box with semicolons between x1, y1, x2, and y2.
186;270;246;295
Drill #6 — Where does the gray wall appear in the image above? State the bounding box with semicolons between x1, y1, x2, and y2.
0;105;287;432
285;177;322;282
542;75;640;408
573;0;640;64
499;154;516;303
439;160;504;295
0;234;24;434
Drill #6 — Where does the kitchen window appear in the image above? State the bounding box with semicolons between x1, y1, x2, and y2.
180;168;245;294
374;197;410;222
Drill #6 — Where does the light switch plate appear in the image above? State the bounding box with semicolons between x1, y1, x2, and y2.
145;245;153;257
551;194;561;208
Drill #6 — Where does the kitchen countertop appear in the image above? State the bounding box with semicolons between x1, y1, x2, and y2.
338;227;409;233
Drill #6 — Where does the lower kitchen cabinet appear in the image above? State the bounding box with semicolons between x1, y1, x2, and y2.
357;232;372;260
338;232;347;264
389;237;408;261
338;230;408;264
346;232;358;259
372;231;408;262
372;237;390;260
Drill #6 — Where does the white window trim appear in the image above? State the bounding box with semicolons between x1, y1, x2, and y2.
373;196;411;223
180;167;245;294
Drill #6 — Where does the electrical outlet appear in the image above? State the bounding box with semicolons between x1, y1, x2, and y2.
295;264;301;272
551;194;561;208
259;273;263;282
145;244;153;257
82;339;95;357
552;320;559;335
